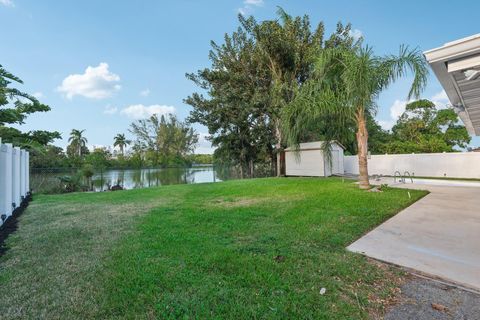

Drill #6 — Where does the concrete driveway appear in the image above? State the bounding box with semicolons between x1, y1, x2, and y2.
348;178;480;292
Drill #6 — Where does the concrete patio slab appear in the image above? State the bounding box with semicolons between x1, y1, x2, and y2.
348;178;480;291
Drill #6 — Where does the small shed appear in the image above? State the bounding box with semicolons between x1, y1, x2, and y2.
285;141;345;177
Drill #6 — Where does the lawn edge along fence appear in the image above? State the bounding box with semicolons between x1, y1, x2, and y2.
0;138;30;227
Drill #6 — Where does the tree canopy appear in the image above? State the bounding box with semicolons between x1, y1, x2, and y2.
185;8;360;176
384;99;470;153
0;64;60;147
129;114;198;166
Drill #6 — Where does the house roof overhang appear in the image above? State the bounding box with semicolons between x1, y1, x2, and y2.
424;34;480;136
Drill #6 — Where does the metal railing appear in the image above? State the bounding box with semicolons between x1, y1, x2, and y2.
393;170;414;184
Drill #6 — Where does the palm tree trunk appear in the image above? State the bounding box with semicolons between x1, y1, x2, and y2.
356;108;370;189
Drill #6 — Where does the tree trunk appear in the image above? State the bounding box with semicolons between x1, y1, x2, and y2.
356;108;370;189
275;122;283;177
239;164;244;179
249;159;254;178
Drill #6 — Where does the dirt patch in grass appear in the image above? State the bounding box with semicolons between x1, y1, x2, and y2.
209;194;306;208
210;197;264;208
0;193;173;319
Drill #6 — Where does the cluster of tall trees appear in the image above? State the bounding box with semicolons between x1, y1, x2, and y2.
186;8;470;188
186;9;360;176
129;114;199;166
1;64;202;169
37;114;199;169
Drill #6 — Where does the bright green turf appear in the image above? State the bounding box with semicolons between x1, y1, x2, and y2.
0;177;427;319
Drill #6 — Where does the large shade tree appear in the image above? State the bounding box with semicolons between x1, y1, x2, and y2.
186;8;360;176
283;45;428;189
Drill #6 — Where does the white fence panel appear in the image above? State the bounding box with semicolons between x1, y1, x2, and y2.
12;147;21;209
0;141;30;226
344;152;480;179
26;151;30;192
20;149;26;198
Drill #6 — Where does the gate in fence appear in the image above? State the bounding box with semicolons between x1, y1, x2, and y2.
0;139;30;226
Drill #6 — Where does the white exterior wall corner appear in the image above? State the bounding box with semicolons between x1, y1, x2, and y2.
344;152;480;179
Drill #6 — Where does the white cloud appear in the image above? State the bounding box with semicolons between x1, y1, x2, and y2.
431;90;449;109
0;0;14;7
378;99;411;130
238;0;263;15
32;91;44;99
389;99;408;120
348;29;363;42
140;88;150;97
378;119;396;131
103;105;118;115
195;133;215;154
57;62;121;99
244;0;263;5
120;104;175;119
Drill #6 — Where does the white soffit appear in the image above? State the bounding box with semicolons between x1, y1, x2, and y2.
424;34;480;136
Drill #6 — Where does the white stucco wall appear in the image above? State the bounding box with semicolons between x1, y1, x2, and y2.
344;152;480;179
285;142;344;177
286;149;325;176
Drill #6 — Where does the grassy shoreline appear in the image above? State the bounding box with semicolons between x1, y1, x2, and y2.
0;177;427;319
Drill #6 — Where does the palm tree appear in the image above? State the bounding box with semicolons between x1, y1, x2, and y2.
113;133;131;156
283;45;428;189
68;129;88;157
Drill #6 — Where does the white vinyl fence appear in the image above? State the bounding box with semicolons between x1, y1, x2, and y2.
0;139;30;226
344;152;480;179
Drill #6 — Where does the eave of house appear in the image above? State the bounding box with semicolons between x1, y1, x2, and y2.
424;34;480;136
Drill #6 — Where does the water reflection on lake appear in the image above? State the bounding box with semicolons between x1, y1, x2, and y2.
31;165;273;194
91;166;220;191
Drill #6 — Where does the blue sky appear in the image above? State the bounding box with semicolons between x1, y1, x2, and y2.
1;0;479;153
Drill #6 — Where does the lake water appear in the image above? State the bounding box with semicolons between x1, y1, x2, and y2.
91;167;221;191
30;166;247;194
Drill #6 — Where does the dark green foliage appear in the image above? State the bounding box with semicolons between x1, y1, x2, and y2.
0;64;61;147
129;114;198;166
384;99;471;153
186;9;358;175
188;153;213;164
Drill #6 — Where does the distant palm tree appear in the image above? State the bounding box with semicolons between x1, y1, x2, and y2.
113;133;131;156
68;129;88;157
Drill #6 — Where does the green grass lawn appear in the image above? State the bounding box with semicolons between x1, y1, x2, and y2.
0;178;427;319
